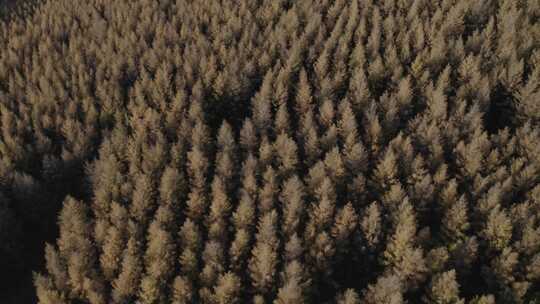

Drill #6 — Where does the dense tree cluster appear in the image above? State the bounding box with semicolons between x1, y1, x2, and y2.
0;0;539;303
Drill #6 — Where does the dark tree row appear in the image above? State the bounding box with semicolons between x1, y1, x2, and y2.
0;0;539;303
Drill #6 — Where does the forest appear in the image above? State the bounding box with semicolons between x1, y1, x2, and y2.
0;0;539;303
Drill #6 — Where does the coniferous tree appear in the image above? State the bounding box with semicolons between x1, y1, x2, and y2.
425;270;464;304
0;0;535;303
112;237;143;303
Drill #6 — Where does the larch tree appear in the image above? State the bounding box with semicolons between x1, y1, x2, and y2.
3;0;537;303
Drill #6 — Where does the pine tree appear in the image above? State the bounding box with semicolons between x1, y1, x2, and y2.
159;166;185;207
336;289;360;304
372;147;399;193
425;270;464;304
324;146;345;183
240;118;258;153
139;219;176;304
383;200;427;289
280;175;305;237
483;206;513;251
295;68;314;114
249;210;279;295
112;237;143;303
259;167;278;214
331;203;358;250
442;196;470;242
362;202;383;250
131;174;156;223
207;176;232;241
99;225;125;280
34;274;67;304
363;274;404;304
199;240;225;303
274;261;309;304
171;276;193;304
253;70;275;134
469;295;495;304
213;272;242;304
216;121;237;184
56;196;103;301
274;133;298;176
178;219;202;279
43;244;68;293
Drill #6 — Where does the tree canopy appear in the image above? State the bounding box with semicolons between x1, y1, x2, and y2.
0;0;539;303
